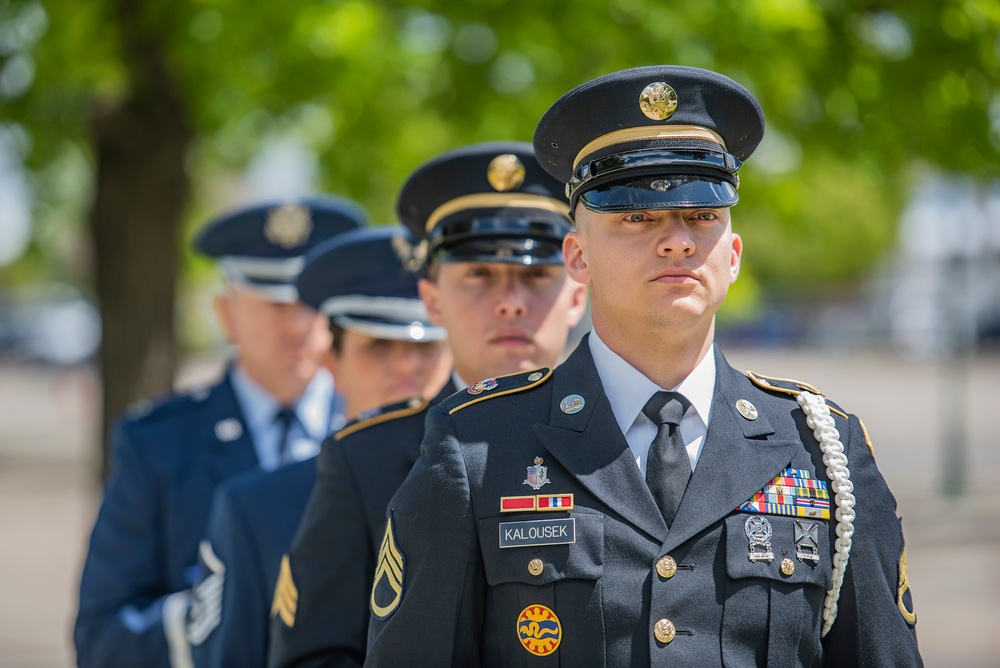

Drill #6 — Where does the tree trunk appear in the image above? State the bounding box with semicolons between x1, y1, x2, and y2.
88;14;193;482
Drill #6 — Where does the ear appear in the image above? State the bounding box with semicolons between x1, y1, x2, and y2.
563;232;591;286
729;232;743;284
213;293;238;345
418;278;444;326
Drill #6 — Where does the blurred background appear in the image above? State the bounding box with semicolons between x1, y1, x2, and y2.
1;0;998;665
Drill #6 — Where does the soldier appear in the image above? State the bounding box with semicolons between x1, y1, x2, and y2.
74;197;363;668
187;226;451;667
268;142;588;667
364;66;923;666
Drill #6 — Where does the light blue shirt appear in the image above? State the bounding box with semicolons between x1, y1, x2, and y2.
588;332;716;475
229;365;339;471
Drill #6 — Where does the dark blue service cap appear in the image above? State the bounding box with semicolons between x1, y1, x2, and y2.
194;195;367;302
533;65;765;214
296;226;445;342
397;142;573;267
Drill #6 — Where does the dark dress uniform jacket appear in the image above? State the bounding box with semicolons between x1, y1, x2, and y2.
269;380;457;668
75;373;262;668
365;338;921;667
191;458;317;668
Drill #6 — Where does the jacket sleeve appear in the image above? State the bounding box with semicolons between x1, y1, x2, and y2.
821;414;923;666
364;407;485;667
268;439;370;668
190;484;269;668
74;420;184;668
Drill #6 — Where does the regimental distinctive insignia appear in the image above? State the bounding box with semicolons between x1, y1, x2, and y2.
517;604;562;656
897;546;916;624
736;399;758;421
737;467;831;520
468;378;499;395
487;153;526;192
370;515;405;619
528;372;544;382
745;516;774;562
265;203;313;248
390;234;428;272
270;554;298;627
559;394;585;415
794;519;820;563
524;457;551;490
214;418;242;442
639;82;678;121
187;541;226;645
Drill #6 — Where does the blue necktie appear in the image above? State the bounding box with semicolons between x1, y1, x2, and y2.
274;408;298;464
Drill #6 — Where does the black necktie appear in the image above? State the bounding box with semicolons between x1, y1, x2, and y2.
642;391;692;527
274;408;298;464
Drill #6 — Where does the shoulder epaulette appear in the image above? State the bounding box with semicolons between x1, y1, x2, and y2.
125;386;209;422
334;396;429;441
745;369;848;420
444;367;552;415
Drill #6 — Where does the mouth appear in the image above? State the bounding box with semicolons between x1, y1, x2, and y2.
650;268;699;284
488;329;535;347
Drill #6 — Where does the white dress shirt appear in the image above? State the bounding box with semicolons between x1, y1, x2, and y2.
230;365;336;471
588;331;717;475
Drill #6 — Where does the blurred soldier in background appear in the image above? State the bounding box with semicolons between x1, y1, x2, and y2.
187;225;451;667
268;142;588;667
74;197;364;668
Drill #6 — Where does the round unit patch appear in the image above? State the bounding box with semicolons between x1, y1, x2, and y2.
517;604;562;656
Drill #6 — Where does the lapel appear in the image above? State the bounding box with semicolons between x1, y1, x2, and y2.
661;348;798;552
205;370;260;481
533;337;668;543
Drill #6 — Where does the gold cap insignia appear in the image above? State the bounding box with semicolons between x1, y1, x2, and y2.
487;154;526;192
391;234;428;272
639;82;678;121
265;204;313;249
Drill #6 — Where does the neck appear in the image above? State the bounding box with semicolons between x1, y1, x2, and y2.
237;361;313;408
592;314;715;390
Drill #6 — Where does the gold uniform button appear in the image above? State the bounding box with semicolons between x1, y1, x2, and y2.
655;555;677;579
527;558;544;576
780;558;795;576
653;618;676;644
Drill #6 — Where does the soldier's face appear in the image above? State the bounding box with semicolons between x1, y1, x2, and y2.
214;286;333;401
328;331;452;419
419;263;587;383
565;205;741;339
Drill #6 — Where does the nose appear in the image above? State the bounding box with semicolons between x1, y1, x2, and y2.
390;344;423;374
656;219;695;257
494;274;528;319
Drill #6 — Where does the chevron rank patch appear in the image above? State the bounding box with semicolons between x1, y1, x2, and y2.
738;468;831;520
371;514;405;619
187;540;225;645
270;555;298;627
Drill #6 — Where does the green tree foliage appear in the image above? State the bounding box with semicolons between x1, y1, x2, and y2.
2;0;998;470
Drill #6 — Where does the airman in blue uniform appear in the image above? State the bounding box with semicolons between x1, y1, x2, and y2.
74;197;363;668
187;226;451;668
364;67;923;666
267;142;588;667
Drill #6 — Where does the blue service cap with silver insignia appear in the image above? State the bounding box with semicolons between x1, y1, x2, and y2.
194;196;367;303
397;142;573;267
533;65;765;215
296;226;445;342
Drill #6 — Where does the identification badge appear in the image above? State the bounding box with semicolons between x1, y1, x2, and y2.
499;518;576;549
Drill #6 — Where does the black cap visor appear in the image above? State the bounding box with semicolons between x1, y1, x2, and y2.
579;175;738;213
428;212;571;265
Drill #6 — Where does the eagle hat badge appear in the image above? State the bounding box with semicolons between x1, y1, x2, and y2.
265;203;313;249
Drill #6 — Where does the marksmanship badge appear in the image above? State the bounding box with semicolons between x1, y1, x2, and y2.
745;515;774;562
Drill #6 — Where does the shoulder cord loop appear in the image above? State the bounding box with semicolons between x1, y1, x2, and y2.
796;391;856;637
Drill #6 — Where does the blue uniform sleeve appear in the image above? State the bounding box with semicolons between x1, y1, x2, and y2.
190;483;270;668
74;421;181;668
364;407;485;667
821;415;923;666
268;440;371;668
